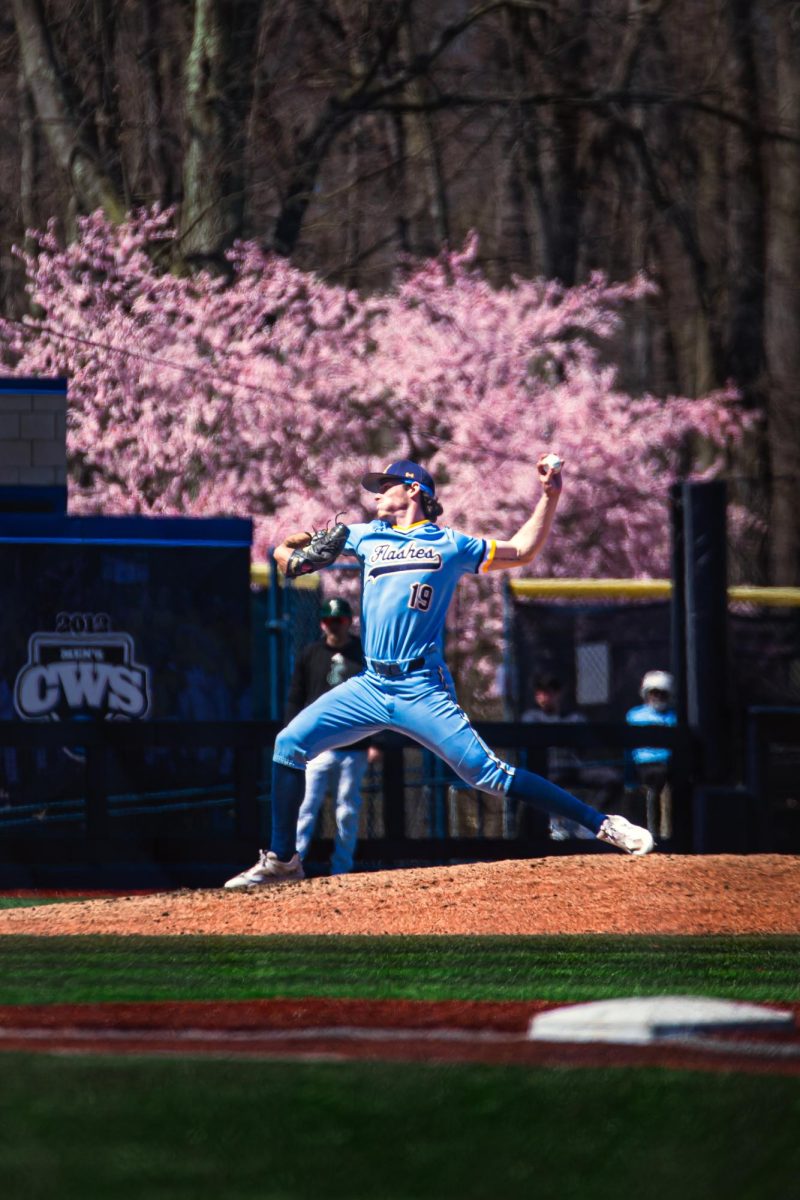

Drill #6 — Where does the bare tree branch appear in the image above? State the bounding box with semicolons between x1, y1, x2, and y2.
364;90;800;145
13;0;125;221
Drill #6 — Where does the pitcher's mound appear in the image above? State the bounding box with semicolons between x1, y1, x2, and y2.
0;854;797;936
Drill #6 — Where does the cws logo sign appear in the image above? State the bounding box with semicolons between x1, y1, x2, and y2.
14;618;151;722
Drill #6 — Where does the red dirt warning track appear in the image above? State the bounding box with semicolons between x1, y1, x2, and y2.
1;999;799;1075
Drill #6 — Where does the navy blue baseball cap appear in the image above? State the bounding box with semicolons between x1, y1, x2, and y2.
360;459;436;496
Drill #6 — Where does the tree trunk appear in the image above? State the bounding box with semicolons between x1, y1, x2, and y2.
506;5;591;285
393;17;450;256
88;0;127;205
18;67;38;242
13;0;125;221
134;0;176;207
717;0;769;581
723;0;766;397
764;7;800;584
180;0;259;262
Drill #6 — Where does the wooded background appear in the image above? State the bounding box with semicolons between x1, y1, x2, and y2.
1;0;798;582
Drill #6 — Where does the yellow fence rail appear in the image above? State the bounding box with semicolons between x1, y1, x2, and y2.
507;578;800;607
250;563;800;608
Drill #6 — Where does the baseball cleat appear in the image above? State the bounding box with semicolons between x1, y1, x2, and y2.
224;850;305;889
596;814;655;856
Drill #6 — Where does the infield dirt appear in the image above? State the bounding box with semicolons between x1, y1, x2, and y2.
0;853;797;936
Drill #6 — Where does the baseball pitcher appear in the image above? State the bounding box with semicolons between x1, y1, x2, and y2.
225;455;654;888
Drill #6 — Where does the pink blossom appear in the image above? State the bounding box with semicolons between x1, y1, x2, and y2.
0;210;752;709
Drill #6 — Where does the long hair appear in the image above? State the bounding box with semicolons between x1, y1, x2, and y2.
401;481;443;521
420;491;443;522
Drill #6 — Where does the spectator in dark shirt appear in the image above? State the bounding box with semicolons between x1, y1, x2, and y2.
288;597;378;873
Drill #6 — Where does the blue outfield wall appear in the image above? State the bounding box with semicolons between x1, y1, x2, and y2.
0;513;253;812
0;377;68;392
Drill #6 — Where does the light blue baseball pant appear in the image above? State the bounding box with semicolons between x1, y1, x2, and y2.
274;662;514;794
269;658;605;861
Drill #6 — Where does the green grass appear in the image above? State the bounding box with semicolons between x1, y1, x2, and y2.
2;935;798;1198
0;1055;798;1200
0;897;90;910
0;935;798;1005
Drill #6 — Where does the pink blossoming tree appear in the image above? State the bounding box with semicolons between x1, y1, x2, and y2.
0;209;749;709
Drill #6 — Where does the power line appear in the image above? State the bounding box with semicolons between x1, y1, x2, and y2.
3;315;267;395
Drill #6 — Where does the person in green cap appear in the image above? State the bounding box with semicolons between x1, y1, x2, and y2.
286;596;379;874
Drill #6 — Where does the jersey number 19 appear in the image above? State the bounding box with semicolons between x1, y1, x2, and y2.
408;582;434;611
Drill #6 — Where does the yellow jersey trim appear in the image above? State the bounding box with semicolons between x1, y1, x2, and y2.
392;519;430;531
479;539;497;573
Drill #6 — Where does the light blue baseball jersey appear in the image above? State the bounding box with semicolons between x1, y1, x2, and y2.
625;703;677;764
343;520;495;663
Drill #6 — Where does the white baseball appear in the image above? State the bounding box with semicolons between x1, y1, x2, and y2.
541;453;563;472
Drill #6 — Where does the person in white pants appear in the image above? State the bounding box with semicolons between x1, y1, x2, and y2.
288;596;379;874
296;747;370;874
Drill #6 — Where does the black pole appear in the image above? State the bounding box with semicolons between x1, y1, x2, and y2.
669;482;692;850
669;482;688;726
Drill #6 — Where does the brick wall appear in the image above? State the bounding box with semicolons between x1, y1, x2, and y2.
0;382;67;486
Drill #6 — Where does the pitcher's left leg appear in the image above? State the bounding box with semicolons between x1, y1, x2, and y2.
271;675;387;862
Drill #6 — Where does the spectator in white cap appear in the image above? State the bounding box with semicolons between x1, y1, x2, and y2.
625;671;677;838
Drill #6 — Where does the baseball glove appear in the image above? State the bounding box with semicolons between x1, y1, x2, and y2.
285;522;349;578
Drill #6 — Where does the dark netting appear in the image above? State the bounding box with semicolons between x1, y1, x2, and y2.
726;476;773;586
726;472;800;587
509;600;672;721
729;608;800;708
511;599;800;720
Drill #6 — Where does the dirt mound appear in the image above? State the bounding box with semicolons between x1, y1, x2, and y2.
0;854;797;936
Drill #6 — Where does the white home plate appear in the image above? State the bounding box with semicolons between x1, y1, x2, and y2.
528;997;795;1045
